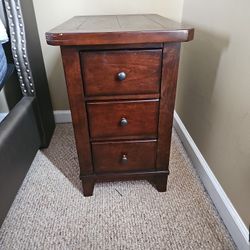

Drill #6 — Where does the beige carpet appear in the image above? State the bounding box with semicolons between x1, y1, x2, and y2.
0;124;236;250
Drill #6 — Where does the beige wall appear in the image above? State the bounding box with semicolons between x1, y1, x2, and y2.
176;0;250;227
33;0;184;110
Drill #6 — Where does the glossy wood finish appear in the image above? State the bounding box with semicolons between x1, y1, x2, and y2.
79;43;163;51
157;43;181;170
84;93;160;101
81;170;169;196
82;177;95;197
87;99;159;140
60;47;93;175
152;174;168;192
92;140;157;173
46;14;194;45
46;14;194;196
81;50;162;96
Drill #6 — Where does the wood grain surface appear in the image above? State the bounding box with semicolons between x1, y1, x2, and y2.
46;14;194;45
156;43;181;171
87;99;159;140
60;47;93;175
92;140;157;173
81;49;162;96
48;14;194;196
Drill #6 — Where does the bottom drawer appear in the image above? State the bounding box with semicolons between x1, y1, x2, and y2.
92;140;157;173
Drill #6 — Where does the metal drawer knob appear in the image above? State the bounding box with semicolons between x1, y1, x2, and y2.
117;71;126;81
120;117;128;126
121;154;128;163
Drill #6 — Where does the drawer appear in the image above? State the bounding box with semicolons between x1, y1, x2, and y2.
92;140;157;173
87;99;159;140
81;49;162;96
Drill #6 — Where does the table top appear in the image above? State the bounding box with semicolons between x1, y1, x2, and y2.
46;14;194;46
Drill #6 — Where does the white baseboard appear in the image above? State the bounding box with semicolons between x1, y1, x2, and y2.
53;110;72;123
173;111;249;250
0;112;8;123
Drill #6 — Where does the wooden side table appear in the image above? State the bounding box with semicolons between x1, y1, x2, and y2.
46;14;194;196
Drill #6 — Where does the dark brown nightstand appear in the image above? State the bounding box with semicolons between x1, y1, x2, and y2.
46;14;194;196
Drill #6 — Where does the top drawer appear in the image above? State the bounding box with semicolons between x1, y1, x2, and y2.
80;49;162;96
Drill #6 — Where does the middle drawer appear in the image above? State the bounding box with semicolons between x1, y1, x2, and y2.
87;99;159;140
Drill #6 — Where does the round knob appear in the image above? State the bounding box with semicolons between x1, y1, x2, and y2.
120;117;128;127
121;154;128;163
117;72;126;81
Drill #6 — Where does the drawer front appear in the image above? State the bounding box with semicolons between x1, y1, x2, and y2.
87;99;159;140
92;140;157;173
81;49;162;96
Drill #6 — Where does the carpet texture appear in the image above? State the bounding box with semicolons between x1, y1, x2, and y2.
0;124;236;250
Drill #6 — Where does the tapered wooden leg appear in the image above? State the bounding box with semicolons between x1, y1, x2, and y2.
153;175;168;192
82;177;95;197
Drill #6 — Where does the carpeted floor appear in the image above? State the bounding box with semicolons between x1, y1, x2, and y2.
0;124;236;250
